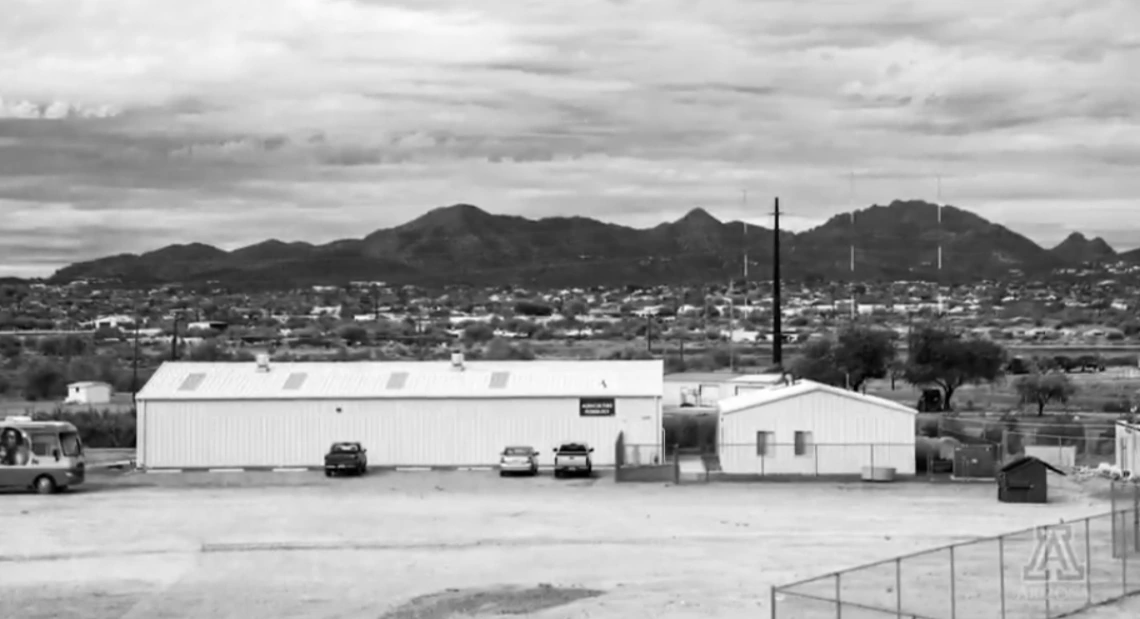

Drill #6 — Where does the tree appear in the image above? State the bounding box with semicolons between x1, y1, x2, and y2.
789;340;845;387
833;326;897;392
1014;373;1077;416
903;325;1006;410
788;326;897;391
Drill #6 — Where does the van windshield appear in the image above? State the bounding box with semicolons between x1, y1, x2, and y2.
60;432;82;457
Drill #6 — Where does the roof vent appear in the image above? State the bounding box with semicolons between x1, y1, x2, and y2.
178;372;206;392
283;372;307;390
255;353;271;372
386;371;409;390
450;352;464;370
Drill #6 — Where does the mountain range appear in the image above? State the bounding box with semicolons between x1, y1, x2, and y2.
48;200;1138;288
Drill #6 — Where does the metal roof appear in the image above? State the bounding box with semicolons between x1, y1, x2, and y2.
136;359;664;400
718;379;917;416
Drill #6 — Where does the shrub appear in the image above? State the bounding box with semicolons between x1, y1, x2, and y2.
32;409;137;448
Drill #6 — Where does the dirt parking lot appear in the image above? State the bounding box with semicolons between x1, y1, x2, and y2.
0;470;1132;619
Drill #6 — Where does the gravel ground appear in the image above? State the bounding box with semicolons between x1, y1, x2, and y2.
0;469;1134;619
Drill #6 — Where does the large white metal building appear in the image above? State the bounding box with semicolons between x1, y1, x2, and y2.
717;379;917;476
134;356;664;470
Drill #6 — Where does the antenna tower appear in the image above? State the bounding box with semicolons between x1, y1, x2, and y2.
771;197;783;367
937;174;943;316
849;171;856;321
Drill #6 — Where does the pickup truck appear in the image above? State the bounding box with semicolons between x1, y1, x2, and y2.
324;442;368;477
553;442;594;478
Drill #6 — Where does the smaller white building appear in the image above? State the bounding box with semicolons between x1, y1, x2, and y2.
1117;420;1140;473
65;381;113;405
717;380;917;476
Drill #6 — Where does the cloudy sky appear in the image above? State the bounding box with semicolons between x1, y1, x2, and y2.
1;0;1137;277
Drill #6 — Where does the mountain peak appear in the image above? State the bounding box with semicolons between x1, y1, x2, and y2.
401;203;496;231
675;207;721;226
1050;231;1116;263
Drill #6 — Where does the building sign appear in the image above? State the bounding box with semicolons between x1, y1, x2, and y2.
579;398;615;417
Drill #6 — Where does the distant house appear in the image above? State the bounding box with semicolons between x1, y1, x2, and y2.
186;321;227;332
88;315;134;329
65;381;113;405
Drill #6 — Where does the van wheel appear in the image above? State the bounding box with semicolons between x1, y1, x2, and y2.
34;475;57;495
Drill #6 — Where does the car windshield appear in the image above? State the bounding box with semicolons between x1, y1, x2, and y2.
504;447;531;456
331;443;359;453
59;432;82;457
558;444;588;454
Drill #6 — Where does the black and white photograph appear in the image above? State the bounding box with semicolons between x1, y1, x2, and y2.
1;1;1139;617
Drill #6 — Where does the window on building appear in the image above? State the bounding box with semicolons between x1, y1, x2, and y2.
794;431;813;456
756;431;771;456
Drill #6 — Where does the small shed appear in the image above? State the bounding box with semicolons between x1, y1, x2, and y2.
998;456;1066;504
64;381;113;405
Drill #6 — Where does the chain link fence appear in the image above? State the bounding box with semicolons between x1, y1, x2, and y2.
771;482;1140;618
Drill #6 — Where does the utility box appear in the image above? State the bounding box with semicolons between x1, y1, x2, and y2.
953;444;998;479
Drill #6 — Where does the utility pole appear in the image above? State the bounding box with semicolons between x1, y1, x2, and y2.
771;197;783;367
170;312;181;360
131;317;141;400
372;284;380;322
645;313;653;353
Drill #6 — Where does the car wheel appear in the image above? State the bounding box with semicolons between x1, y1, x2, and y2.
325;470;333;478
34;475;56;495
554;469;563;479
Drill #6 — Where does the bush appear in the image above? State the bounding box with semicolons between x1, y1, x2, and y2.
32;409;136;448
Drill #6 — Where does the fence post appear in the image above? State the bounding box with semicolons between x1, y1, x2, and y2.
1113;484;1119;552
1134;485;1140;553
895;557;902;618
869;444;875;472
949;545;956;619
835;573;842;618
814;443;819;476
1085;518;1092;608
999;535;1006;619
770;586;776;619
1044;527;1051;619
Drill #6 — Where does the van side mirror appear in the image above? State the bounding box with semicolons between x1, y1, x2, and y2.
52;449;60;461
589;448;595;453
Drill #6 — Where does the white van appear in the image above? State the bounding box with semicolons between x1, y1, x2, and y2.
0;416;86;494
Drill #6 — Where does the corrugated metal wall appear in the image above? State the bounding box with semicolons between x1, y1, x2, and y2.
139;397;661;468
719;390;916;475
